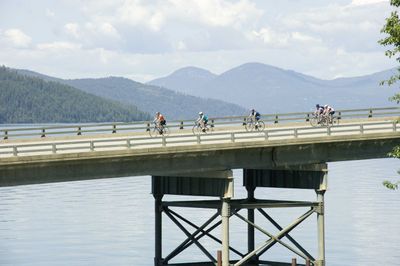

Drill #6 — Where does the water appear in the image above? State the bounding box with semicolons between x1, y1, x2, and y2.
0;159;399;266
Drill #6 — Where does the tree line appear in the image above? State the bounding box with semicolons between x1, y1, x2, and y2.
0;66;150;123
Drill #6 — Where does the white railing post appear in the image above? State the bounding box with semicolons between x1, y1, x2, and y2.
294;128;298;138
90;141;94;151
230;133;235;142
127;139;132;149
52;144;57;154
360;124;364;134
197;135;201;144
327;126;331;136
393;121;397;132
12;146;18;156
162;136;166;147
264;131;269;140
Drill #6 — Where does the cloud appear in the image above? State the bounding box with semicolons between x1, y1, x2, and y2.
65;23;80;38
36;41;81;51
166;0;263;29
45;8;55;18
85;22;120;39
68;0;263;53
350;0;389;6
115;0;165;31
251;28;321;48
2;28;32;48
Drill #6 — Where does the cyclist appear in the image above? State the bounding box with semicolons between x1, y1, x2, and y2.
314;104;324;116
196;112;209;132
323;105;335;122
153;112;166;134
249;109;261;125
314;104;325;123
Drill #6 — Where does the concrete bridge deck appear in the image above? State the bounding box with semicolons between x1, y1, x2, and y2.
0;116;399;187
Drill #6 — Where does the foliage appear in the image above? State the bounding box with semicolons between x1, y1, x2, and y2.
0;66;150;123
379;0;400;189
379;0;400;87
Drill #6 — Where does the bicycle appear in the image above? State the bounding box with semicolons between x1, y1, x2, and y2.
244;117;265;132
310;113;339;127
149;122;170;137
192;121;211;135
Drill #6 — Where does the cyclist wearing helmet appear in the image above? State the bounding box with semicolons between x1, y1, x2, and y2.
154;112;166;128
196;112;209;131
249;109;261;121
323;105;335;122
315;104;324;116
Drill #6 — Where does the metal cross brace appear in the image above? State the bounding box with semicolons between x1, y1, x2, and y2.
233;208;315;266
163;207;242;264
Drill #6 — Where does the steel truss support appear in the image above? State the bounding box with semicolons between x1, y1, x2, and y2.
151;166;327;266
152;197;320;266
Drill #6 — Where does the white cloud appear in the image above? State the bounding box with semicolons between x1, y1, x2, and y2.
251;28;321;48
3;28;31;48
37;41;81;51
65;23;80;38
350;0;389;6
45;8;55;18
291;32;322;43
166;0;263;28
115;0;165;31
252;27;289;47
85;22;120;39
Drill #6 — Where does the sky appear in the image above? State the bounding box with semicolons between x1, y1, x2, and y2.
0;0;397;82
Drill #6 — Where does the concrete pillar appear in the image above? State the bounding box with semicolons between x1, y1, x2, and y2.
221;197;230;266
154;193;163;266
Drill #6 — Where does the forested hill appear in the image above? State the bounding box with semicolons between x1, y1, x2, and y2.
16;69;247;120
0;67;150;123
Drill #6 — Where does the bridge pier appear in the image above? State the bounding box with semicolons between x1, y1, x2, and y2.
152;170;234;266
151;164;327;266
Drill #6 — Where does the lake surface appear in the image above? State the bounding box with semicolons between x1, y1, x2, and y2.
0;159;399;266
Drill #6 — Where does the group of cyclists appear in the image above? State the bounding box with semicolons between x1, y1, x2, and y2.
151;104;336;136
153;111;209;135
314;104;335;123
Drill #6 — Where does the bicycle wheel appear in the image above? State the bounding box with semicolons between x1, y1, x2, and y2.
331;116;339;126
161;126;170;136
245;118;254;131
255;121;265;131
192;124;201;135
149;127;159;137
310;116;319;127
320;116;329;127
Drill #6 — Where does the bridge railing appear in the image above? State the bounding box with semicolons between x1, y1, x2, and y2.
0;119;398;157
1;107;399;140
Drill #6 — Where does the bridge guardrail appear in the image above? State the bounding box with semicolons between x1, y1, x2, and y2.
0;120;398;157
1;107;399;140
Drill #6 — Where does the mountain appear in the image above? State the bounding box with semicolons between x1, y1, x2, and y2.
16;69;246;120
0;66;150;123
148;66;217;96
148;62;397;113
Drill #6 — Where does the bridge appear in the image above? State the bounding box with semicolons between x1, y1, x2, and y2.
1;107;400;266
